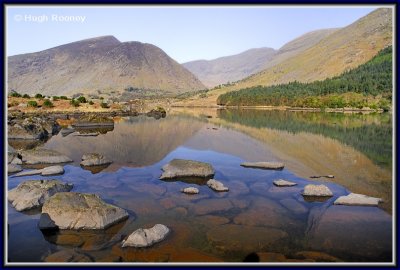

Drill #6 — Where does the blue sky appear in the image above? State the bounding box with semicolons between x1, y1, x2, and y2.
6;6;377;63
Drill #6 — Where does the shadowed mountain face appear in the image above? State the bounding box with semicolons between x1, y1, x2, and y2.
183;28;338;88
8;36;205;97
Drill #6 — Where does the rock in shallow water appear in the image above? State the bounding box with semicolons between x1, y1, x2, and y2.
273;179;297;187
206;179;229;192
181;187;199;194
302;184;333;197
80;153;112;167
334;193;382;206
8;179;73;211
160;159;214;180
122;224;170;248
240;161;284;170
44;250;92;262
13;165;65;177
39;192;129;230
20;148;73;165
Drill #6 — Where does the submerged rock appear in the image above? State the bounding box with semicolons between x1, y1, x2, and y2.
12;165;64;177
273;179;297;187
8;164;22;174
302;184;333;197
207;179;229;192
20;148;73;165
39;192;129;230
122;224;170;248
181;187;199;194
8;179;73;211
240;161;284;170
44;250;92;262
80;153;112;167
334;193;383;206
160;159;214;180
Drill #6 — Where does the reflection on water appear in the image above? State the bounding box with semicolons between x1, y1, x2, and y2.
8;109;393;263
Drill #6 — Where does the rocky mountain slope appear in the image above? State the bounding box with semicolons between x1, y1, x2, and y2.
8;36;206;97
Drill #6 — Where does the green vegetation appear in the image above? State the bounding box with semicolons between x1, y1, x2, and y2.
89;100;94;105
60;96;68;100
70;99;80;107
217;46;392;109
175;89;209;99
219;109;392;169
42;99;54;107
52;96;60;101
27;100;38;107
22;94;30;99
9;92;21;98
100;102;109;108
34;94;43;99
77;96;87;103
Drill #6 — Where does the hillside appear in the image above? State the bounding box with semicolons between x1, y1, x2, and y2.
7;36;206;98
217;46;392;108
183;48;277;88
183;28;337;88
174;8;392;106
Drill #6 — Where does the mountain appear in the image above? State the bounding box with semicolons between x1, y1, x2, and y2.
174;8;392;106
183;48;276;88
217;46;392;108
7;36;206;97
183;28;338;88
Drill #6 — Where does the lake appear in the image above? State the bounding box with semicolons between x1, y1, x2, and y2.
7;108;393;263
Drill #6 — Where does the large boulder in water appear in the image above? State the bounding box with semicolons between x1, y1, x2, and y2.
80;153;112;167
8;117;60;140
334;193;383;206
160;159;214;180
12;165;65;177
122;224;170;248
8;179;73;211
39;192;129;230
20;148;72;165
302;184;333;197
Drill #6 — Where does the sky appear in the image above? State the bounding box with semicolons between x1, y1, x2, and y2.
6;6;378;63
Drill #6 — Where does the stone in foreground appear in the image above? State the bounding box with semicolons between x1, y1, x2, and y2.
181;187;199;194
8;180;73;211
80;153;112;167
302;184;333;197
240;162;284;170
207;179;229;192
159;159;214;180
122;224;170;248
39;192;129;230
334;193;383;206
20;148;72;165
273;179;297;187
8;164;22;174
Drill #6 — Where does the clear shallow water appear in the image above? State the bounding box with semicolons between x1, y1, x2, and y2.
7;110;393;262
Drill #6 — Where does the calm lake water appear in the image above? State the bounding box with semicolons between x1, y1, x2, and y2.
7;109;393;263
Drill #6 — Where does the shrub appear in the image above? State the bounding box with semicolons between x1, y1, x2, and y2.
77;96;87;103
100;102;109;108
10;92;21;98
22;94;30;98
199;93;207;98
35;94;43;99
70;99;80;107
52;96;60;101
60;96;68;100
8;101;19;107
43;99;54;107
89;100;94;105
27;100;38;107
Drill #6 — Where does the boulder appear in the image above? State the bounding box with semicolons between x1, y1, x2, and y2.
181;187;199;194
8;164;22;174
39;192;129;230
80;153;112;167
160;159;214;180
8;179;73;211
334;193;383;206
12;165;64;177
207;179;229;192
240;162;284;170
20;148;73;165
60;127;75;137
302;184;333;197
146;107;167;119
122;224;170;248
273;179;297;187
8;117;60;140
8;152;22;164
